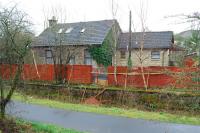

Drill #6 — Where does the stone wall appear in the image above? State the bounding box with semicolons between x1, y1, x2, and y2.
19;84;200;114
31;45;97;66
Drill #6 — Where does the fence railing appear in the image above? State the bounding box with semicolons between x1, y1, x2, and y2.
0;64;92;84
107;66;199;88
0;64;199;88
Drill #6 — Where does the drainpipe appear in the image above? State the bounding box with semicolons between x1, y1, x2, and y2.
162;51;165;66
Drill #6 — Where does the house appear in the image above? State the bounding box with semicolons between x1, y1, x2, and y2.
31;17;183;67
116;31;183;66
31;16;121;66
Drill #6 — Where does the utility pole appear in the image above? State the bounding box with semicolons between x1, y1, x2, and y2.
129;10;132;59
125;10;132;89
128;10;132;68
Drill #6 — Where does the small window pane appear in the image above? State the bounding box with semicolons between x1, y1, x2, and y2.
151;51;160;59
69;56;75;65
80;28;85;33
57;28;63;33
84;49;92;65
65;27;73;33
84;50;91;58
46;50;52;58
120;51;126;59
45;50;53;64
85;58;92;65
46;58;53;64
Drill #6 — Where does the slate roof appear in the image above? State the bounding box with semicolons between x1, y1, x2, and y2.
118;31;174;49
32;19;115;47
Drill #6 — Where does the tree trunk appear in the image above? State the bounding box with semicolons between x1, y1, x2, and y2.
0;76;5;118
140;65;148;90
0;101;5;118
114;53;118;85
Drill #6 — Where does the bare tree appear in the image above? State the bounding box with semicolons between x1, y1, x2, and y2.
133;0;149;90
111;0;119;85
42;7;79;84
48;33;79;83
0;5;32;118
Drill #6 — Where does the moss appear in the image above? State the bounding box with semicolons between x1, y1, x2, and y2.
139;94;166;111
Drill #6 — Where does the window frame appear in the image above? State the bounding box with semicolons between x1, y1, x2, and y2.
45;50;53;64
84;49;92;65
65;27;73;33
120;51;126;59
151;51;160;60
69;55;75;65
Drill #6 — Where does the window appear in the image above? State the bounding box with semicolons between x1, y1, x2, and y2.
120;51;126;59
65;27;73;33
69;56;75;65
57;28;63;33
45;50;53;64
84;49;92;65
80;28;85;33
151;51;160;59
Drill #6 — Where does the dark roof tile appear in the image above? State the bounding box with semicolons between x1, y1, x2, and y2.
118;31;174;49
32;20;115;46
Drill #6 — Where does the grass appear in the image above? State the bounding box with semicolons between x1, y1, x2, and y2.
12;92;200;126
21;81;200;96
16;119;84;133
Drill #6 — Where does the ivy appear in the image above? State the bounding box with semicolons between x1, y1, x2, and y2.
89;30;113;67
127;56;132;69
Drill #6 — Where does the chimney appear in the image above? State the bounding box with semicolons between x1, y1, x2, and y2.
48;16;57;27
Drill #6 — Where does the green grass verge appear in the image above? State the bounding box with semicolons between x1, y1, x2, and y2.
16;119;84;133
13;93;200;126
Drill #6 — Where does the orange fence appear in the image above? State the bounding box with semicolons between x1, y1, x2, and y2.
0;64;92;84
23;64;54;81
0;64;17;80
65;65;92;84
0;64;199;88
107;66;199;88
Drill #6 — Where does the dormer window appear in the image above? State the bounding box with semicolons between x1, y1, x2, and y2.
65;27;73;33
57;28;63;33
80;28;85;33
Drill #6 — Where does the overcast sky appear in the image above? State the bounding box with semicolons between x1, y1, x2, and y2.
0;0;200;35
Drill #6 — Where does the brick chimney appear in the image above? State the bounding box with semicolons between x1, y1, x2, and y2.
48;16;57;27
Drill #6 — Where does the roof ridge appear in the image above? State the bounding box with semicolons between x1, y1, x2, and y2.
122;31;173;34
56;19;115;25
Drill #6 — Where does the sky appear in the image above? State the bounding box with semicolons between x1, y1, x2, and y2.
0;0;200;35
